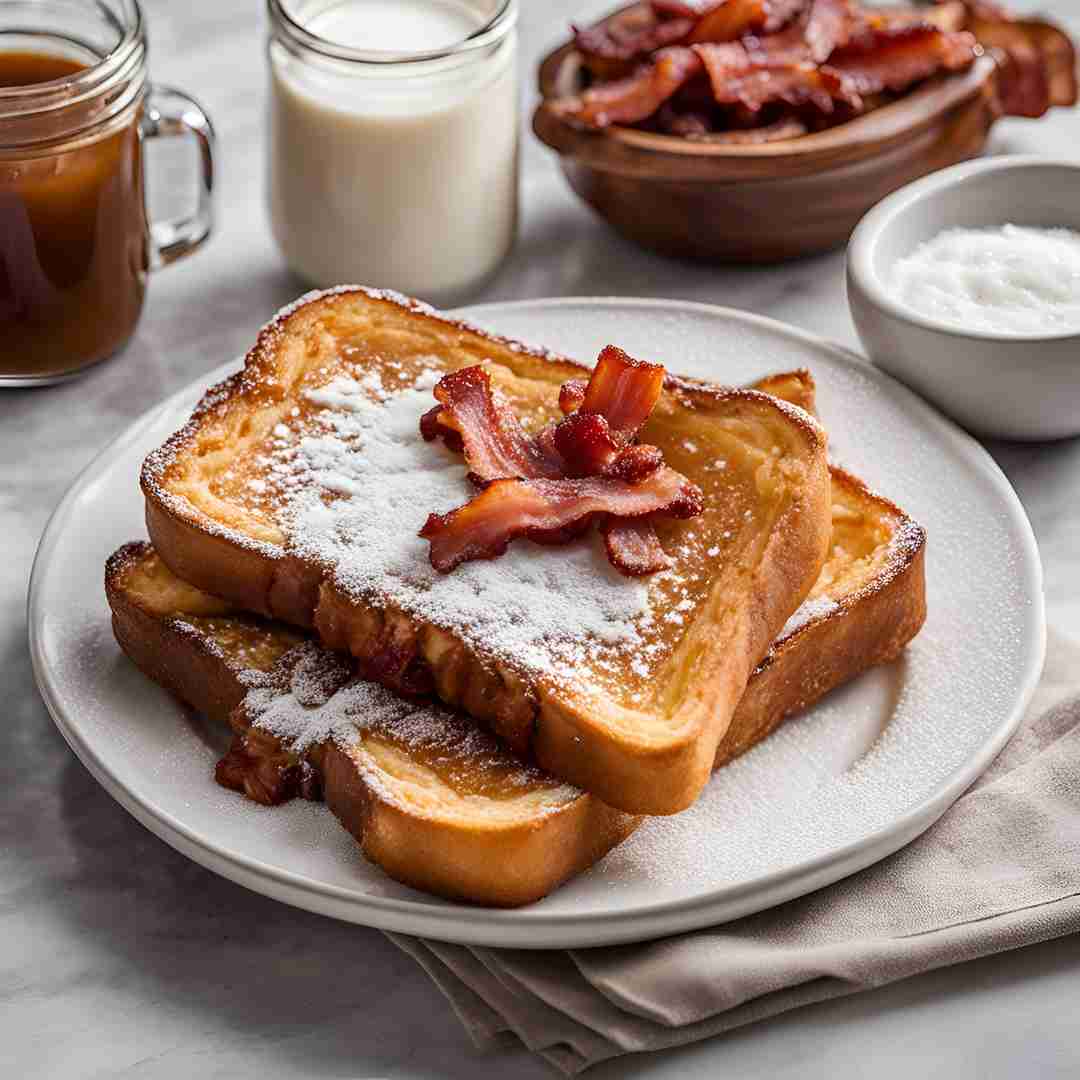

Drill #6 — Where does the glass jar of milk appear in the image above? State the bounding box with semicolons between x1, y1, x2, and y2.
267;0;518;303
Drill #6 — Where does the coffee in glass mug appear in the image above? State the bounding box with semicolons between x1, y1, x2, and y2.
0;0;215;385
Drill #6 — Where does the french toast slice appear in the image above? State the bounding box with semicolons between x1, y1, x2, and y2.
106;542;639;908
106;460;922;904
718;463;926;766
142;288;832;815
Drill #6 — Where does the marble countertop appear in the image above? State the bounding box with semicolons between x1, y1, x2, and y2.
3;1;1079;1076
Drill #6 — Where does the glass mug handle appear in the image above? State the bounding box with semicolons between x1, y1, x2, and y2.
140;85;216;269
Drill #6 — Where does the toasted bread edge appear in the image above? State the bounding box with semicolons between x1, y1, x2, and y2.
716;468;927;767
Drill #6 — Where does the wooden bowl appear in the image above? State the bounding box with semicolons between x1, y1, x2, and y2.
533;6;1001;263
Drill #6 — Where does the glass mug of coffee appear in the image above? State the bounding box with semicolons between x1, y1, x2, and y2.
0;0;215;385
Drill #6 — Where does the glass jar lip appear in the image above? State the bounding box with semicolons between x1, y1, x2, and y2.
267;0;516;66
0;0;145;116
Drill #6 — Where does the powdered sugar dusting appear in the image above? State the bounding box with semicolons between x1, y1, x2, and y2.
777;594;840;640
237;642;580;808
243;643;391;752
258;370;653;684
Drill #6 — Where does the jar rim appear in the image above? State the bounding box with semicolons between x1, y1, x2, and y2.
267;0;516;67
0;0;145;120
0;0;147;146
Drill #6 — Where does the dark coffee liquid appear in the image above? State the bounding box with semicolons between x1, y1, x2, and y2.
0;52;148;380
0;51;84;86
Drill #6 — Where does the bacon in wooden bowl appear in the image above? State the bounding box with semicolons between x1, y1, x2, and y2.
533;0;1076;261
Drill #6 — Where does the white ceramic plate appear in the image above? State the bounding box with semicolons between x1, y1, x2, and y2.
29;298;1045;948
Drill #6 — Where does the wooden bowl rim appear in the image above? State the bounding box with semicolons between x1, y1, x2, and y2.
534;6;999;167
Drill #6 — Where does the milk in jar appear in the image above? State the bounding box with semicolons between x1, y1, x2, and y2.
267;0;518;302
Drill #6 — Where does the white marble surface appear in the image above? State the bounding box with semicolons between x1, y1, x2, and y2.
3;2;1079;1076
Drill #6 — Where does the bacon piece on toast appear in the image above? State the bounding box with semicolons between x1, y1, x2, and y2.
606;444;666;484
216;724;312;807
581;345;666;436
420;471;702;574
555;346;673;569
419;403;462;451
421;365;564;481
601;516;672;576
552;411;622;476
420;345;701;575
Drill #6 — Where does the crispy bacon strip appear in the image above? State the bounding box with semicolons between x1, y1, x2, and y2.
553;410;622;476
419;403;462;451
602;517;672;575
562;0;1068;136
696;42;859;112
651;0;807;43
977;24;1051;116
672;3;865;119
730;0;854;66
802;0;856;61
574;7;695;80
420;471;702;574
571;0;824;80
420;347;700;575
962;10;1078;117
421;366;564;482
692;0;805;43
825;25;977;96
582;345;666;436
554;45;704;128
608;444;666;484
564;347;673;569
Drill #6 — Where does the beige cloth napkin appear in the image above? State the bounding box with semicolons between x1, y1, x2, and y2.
388;629;1080;1075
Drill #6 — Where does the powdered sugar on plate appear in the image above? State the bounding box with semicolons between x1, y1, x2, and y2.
256;368;653;684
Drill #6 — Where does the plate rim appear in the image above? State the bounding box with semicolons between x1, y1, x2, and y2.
28;296;1047;948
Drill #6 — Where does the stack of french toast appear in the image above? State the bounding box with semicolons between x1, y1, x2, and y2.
106;287;926;907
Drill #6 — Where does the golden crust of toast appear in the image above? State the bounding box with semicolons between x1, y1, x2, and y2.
750;369;816;416
141;288;832;815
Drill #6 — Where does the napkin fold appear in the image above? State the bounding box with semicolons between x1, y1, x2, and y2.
389;630;1080;1075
